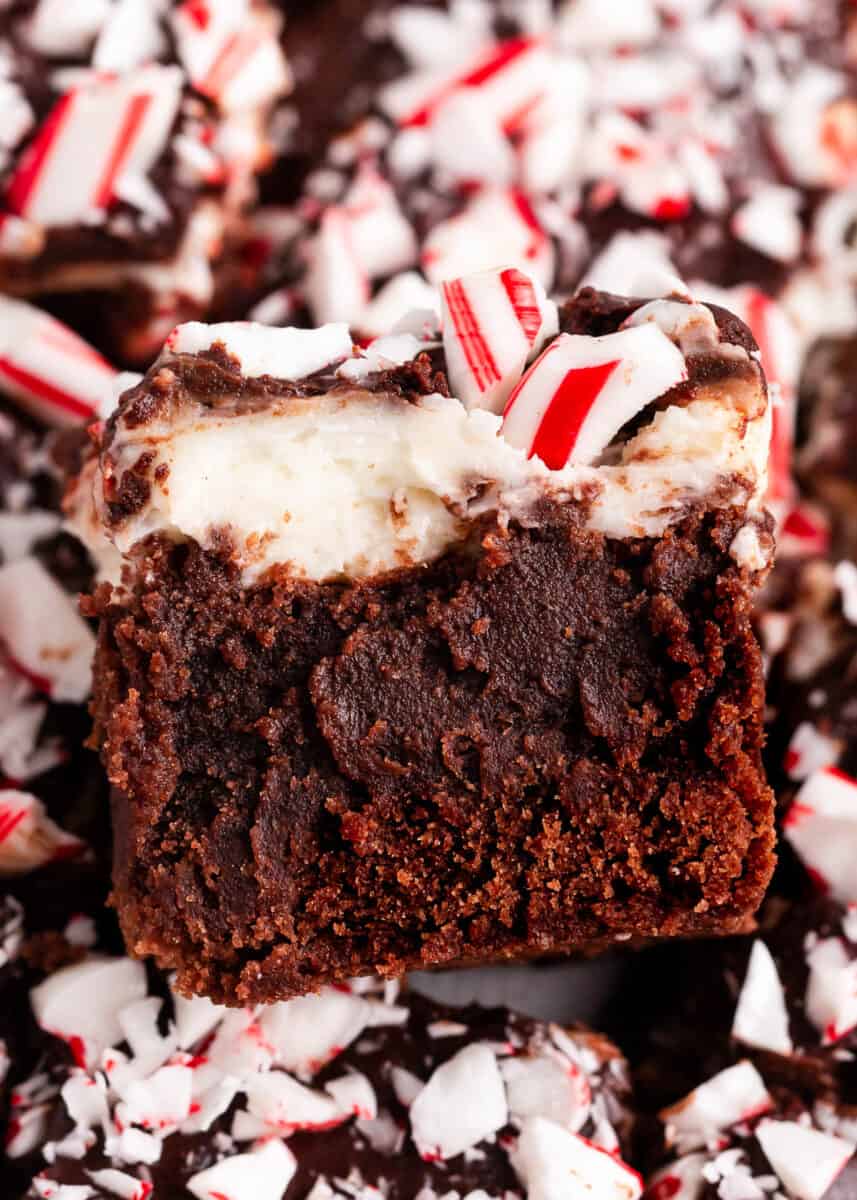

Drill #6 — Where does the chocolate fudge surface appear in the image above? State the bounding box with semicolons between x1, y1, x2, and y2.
70;283;777;1005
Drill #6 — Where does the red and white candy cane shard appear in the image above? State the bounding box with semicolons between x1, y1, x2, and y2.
5;65;182;228
805;935;857;1045
659;1062;773;1155
783;721;840;782
0;557;95;704
304;206;370;327
172;1;291;114
784;766;857;903
502;323;687;469
0;296;117;427
739;289;799;509
422;187;555;288
778;502;830;559
0;789;84;876
30;956;148;1070
441;267;557;413
510;1117;643;1200
381;35;548;131
344;164;419;282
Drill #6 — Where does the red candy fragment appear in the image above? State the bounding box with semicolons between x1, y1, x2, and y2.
502;322;687;468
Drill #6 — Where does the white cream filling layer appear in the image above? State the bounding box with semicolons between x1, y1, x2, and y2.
72;375;771;586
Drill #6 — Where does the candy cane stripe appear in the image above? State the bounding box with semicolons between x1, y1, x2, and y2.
404;37;540;128
6;92;76;216
93;92;154;209
500;268;541;342
443;278;501;393
0;358;95;421
528;360;620;469
200;29;263;99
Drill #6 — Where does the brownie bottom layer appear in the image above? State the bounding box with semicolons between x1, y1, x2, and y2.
89;503;775;1004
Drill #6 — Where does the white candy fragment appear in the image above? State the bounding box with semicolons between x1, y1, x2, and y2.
0;296;118;427
510;1116;643;1200
731;940;793;1055
410;1043;508;1161
755;1118;854;1200
31;957;148;1069
660;1062;773;1154
171;0;291;113
502;323;687;468
0;790;84;876
303;207;370;326
805;936;857;1045
441;267;557;412
163;321;353;380
22;0;111;57
784;723;841;782
501;1053;592;1132
784;767;857;902
0;557;95;702
731;185;803;263
259;988;373;1078
187;1138;297;1200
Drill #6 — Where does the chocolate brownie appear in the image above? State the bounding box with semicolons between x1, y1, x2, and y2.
0;0;290;363
3;892;639;1200
70;283;776;1004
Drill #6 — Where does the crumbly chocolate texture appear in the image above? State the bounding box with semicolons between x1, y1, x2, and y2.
89;476;774;1005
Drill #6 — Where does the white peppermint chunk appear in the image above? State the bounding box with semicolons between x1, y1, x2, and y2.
660;1062;773;1154
510;1116;642;1200
0;789;83;875
731;940;793;1056
410;1043;508;1161
163;322;353;381
805;936;857;1044
785;768;857;903
259;988;372;1078
171;986;227;1051
326;1071;378;1120
22;0;110;56
242;1071;345;1134
31;957;147;1068
755;1119;853;1200
187;1138;297;1200
501;1054;592;1132
0;557;95;702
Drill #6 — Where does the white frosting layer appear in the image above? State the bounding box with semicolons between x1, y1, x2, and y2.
72;348;771;587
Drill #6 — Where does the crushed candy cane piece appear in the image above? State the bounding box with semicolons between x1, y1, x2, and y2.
731;940;793;1056
410;1043;507;1161
660;1062;773;1154
0;557;95;703
0;790;84;876
0;296;118;427
441;266;557;412
502;323;687;468
784;767;857;902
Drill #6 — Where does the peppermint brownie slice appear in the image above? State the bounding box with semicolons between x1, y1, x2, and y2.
72;277;777;1003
